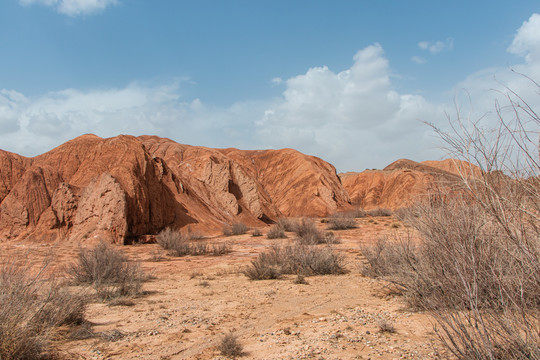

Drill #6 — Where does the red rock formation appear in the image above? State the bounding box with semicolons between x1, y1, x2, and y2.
219;148;351;217
1;134;351;243
340;159;468;210
0;135;192;243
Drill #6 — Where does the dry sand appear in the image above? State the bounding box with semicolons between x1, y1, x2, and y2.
1;216;448;359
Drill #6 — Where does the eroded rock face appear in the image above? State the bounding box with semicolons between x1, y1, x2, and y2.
5;135;471;243
72;173;127;243
1;134;353;242
340;159;471;209
220;148;351;217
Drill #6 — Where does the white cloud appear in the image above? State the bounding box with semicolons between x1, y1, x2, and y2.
411;56;427;64
258;44;443;170
2;14;540;172
271;77;283;86
508;13;540;63
18;0;118;16
418;38;454;54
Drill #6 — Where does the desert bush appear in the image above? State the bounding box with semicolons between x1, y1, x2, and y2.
156;227;186;250
251;228;262;237
418;79;540;359
211;243;232;256
294;218;340;244
327;213;357;230
218;333;243;357
0;259;86;360
243;244;346;280
377;317;396;334
157;228;230;257
361;78;540;358
223;223;248;236
333;208;366;219
276;218;299;232
267;224;287;239
69;241;146;299
367;208;392;217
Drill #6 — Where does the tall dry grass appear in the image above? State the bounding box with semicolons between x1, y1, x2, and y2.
362;77;540;359
0;258;86;360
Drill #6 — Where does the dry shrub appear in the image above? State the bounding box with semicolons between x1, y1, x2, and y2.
223;223;248;236
243;244;346;280
69;240;146;300
251;228;262;237
327;213;357;230
157;228;231;257
377;317;396;334
267;224;287;239
218;333;243;357
362;197;540;359
295;218;340;244
0;259;86;360
211;243;232;256
367;208;392;217
333;208;366;219
276;218;299;232
156;227;185;249
414;79;540;359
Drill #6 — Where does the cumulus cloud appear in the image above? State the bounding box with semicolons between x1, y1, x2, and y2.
258;44;443;170
508;13;540;63
2;14;540;172
418;38;454;54
18;0;118;16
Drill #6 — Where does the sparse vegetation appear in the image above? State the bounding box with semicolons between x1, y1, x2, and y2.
367;208;392;217
251;228;262;237
277;218;299;232
377;317;396;334
157;228;231;257
223;223;248;236
294;218;340;244
267;224;287;239
294;274;308;285
243;244;346;280
326;213;357;230
218;333;244;358
69;240;146;299
361;80;540;359
0;259;86;360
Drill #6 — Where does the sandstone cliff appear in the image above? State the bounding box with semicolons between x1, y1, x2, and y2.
0;135;351;242
340;159;476;209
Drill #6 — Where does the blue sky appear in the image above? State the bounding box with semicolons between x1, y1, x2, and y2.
1;1;540;171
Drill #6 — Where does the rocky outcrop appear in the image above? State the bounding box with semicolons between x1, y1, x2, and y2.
1;134;352;243
340;159;471;209
220;148;351;217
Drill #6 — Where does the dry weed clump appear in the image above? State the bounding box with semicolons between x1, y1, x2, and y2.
223;223;248;236
367;208;392;217
157;228;231;257
243;244;346;280
295;218;340;244
218;333;243;357
362;197;540;358
266;224;287;239
0;259;86;360
326;213;357;230
276;218;299;232
69;240;146;300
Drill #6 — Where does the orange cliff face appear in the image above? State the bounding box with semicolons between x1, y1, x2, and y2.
339;159;479;210
0;135;352;243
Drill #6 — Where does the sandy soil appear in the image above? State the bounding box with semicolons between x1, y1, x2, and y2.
1;216;449;359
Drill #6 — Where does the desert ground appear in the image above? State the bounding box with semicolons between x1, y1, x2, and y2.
0;215;449;360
